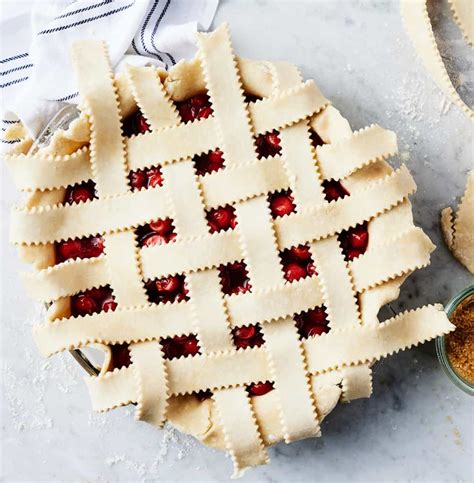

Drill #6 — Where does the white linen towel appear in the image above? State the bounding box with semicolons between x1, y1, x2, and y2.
0;0;219;144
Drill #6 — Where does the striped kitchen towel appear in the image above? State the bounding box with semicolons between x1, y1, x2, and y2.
0;0;219;144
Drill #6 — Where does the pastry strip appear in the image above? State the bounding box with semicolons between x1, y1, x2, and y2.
85;305;453;406
10;186;169;244
71;41;129;196
448;0;474;46
22;256;109;302
130;342;169;427
234;197;283;288
350;227;434;291
279;121;326;206
103;231;148;306
187;270;234;352
401;0;473;119
275;165;416;248
200;156;289;209
126;65;180;129
317;124;397;181
213;387;269;477
5;147;92;192
226;276;323;326
304;305;454;374
248;81;328;135
263;317;320;443
196;25;256;167
140;230;242;280
310;236;360;329
34;302;193;356
340;365;373;402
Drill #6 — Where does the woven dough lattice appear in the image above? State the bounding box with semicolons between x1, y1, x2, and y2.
5;24;453;477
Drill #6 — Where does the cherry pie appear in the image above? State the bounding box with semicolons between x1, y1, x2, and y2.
5;24;454;477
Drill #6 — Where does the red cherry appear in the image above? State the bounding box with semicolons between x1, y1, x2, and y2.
234;325;256;340
348;226;369;250
346;248;363;261
306;324;328;337
306;262;317;277
290;245;311;261
182;336;199;356
68;184;94;204
129;170;147;190
149;218;173;235
208;149;223;164
219;262;250;295
161;338;183;359
324;184;342;201
57;239;82;261
142;234;167;247
306;307;328;324
207;206;236;232
178;104;195;122
198;106;213;119
265;133;280;148
72;294;97;316
156;275;181;293
147;169;163;188
311;131;324;147
323;180;349;202
110;344;131;370
270;194;295;217
235;338;251;349
249;381;274;396
102;298;118;312
191;94;209;108
83;236;104;258
91;287;114;302
284;262;307;282
136;114;150;134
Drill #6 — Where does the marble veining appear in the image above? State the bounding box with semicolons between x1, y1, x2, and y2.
1;1;472;481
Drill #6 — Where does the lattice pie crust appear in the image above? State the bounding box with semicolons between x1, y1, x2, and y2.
5;24;454;477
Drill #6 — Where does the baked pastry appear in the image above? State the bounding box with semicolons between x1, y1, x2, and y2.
5;24;453;477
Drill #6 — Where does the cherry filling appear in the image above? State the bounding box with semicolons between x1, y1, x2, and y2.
268;189;296;218
136;218;176;247
56;181;105;263
206;205;237;233
176;93;213;122
128;166;164;191
122;110;151;137
323;179;350;202
161;334;200;359
110;343;132;370
219;261;251;295
64;180;96;204
280;245;317;282
232;324;264;350
294;307;330;338
255;131;281;158
71;286;117;317
193;149;225;176
55;235;104;263
248;381;274;396
145;274;188;304
338;221;369;261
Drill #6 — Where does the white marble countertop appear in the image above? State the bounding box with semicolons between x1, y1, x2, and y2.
1;1;473;481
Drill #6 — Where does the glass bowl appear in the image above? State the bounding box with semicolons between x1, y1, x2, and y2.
436;285;474;396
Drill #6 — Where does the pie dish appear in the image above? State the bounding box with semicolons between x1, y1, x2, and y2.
4;24;454;477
